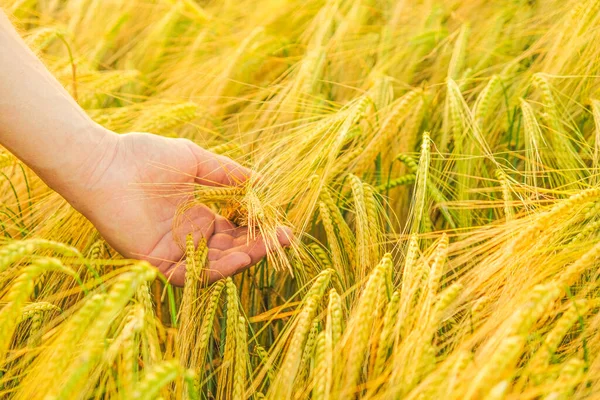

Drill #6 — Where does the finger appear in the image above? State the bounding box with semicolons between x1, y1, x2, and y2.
229;227;292;265
242;236;268;265
156;249;233;287
214;215;236;233
233;226;249;238
156;248;233;287
186;142;252;187
232;226;293;247
207;252;252;283
276;226;293;247
208;248;223;261
156;227;292;287
208;233;234;251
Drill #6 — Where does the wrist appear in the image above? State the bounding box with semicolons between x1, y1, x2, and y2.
42;124;120;213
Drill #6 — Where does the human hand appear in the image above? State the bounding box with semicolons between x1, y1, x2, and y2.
63;130;291;286
1;11;292;282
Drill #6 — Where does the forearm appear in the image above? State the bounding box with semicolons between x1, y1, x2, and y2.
0;10;117;205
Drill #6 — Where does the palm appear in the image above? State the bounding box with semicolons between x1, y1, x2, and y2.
81;132;288;286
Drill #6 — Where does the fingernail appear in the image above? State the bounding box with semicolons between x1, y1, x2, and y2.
276;226;293;247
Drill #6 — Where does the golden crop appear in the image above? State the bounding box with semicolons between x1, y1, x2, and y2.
1;0;600;398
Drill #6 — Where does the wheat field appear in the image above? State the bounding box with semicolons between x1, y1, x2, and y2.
1;0;600;398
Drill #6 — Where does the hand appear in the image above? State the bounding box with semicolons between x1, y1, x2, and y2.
0;12;293;279
65;130;291;286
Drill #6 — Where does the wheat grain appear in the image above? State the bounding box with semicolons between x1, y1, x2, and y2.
495;169;514;221
312;331;327;400
31;294;107;395
396;154;419;174
546;358;585;399
308;243;333;270
296;319;320;391
376;174;416;193
0;152;16;169
48;263;155;399
0;239;81;273
484;380;509;400
136;282;162;365
18;301;61;323
131;360;183;400
320;189;356;268
218;278;239;398
349;174;371;278
343;254;392;396
273;271;332;399
426;233;449;306
233;316;248;400
319;201;346;280
273;294;321;400
372;290;400;377
529;300;589;371
194;280;225;378
134;102;198;133
466;336;525;399
448;24;469;80
474;75;502;125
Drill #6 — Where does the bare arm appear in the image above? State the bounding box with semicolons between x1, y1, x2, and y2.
0;10;115;210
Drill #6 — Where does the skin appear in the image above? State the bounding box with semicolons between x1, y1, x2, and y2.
0;10;290;286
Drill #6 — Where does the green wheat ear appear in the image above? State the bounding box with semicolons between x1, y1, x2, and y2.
131;360;187;400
